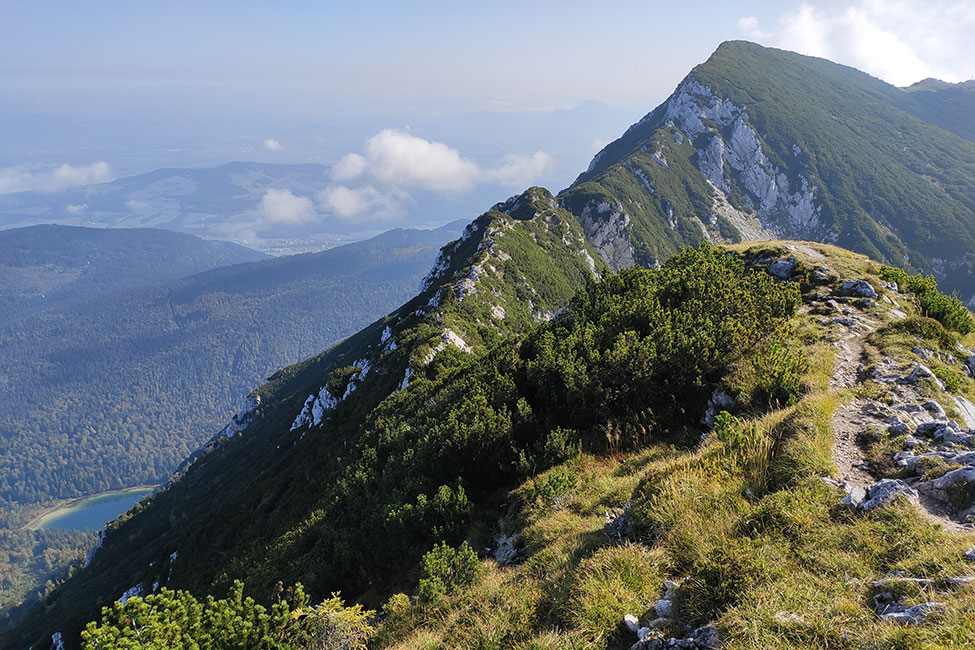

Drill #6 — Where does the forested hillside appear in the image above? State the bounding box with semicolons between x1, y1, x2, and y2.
0;225;266;324
0;223;462;509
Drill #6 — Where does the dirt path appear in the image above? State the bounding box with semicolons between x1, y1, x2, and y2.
829;330;875;489
827;321;972;533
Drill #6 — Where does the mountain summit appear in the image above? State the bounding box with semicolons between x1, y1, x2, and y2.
566;41;975;303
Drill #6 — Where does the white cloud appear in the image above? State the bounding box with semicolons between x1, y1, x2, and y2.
331;153;368;181
258;188;315;224
483;151;553;186
319;184;406;221
319;130;555;223
736;16;769;41
738;1;975;86
363;129;480;192
330;129;553;195
264;138;282;151
0;162;113;194
65;203;87;214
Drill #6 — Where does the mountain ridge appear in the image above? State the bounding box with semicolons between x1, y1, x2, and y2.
7;41;975;649
569;41;975;303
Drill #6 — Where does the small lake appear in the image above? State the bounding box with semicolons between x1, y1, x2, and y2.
33;487;156;531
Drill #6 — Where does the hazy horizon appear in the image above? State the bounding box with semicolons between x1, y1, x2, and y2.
3;0;973;245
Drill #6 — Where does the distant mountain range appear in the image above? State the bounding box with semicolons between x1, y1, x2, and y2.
0;163;341;254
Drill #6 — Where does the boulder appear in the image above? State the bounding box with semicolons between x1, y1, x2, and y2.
624;613;640;633
701;391;735;429
653;598;673;618
860;479;919;511
841;485;866;508
691;626;720;648
941;429;972;446
880;602;946;625
964;548;975;562
840;279;879;299
931;466;975;490
954;396;975;429
903;363;945;389
922;401;946;418
916;421;947;437
767;257;796;280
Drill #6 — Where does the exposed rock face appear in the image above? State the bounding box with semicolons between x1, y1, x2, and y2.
118;584;143;604
576;198;635;271
701;391;735;429
880;602;946;625
216;394;262;439
662;77;823;240
859;479;920;512
767;256;797;280
956;396;975;429
291;359;372;431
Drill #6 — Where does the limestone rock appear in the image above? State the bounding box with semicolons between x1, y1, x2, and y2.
860;479;919;511
653;598;673;618
840;279;878;299
931;466;975;490
767;256;796;280
880;602;946;625
841;485;866;508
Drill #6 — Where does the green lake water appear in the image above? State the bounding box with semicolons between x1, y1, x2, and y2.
34;487;155;531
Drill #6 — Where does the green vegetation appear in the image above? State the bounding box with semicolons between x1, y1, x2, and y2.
0;225;459;634
0;225;457;509
81;581;374;650
0;527;92;631
370;247;975;650
415;541;482;604
0;225;267;326
5;240;808;648
880;266;975;334
573;41;975;302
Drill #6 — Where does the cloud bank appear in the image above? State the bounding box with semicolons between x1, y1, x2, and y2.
264;138;282;151
738;1;975;87
258;188;315;224
324;129;553;220
0;162;113;194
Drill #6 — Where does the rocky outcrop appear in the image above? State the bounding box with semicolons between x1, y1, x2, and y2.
575;198;635;272
662;77;823;240
216;395;261;439
290;359;371;431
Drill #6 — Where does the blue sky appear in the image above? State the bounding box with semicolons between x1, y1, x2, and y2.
2;1;972;238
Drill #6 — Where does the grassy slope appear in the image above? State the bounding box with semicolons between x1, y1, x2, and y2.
375;242;975;650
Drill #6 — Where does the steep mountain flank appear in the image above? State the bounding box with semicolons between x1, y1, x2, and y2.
5;188;605;647
0;224;463;510
567;41;975;303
